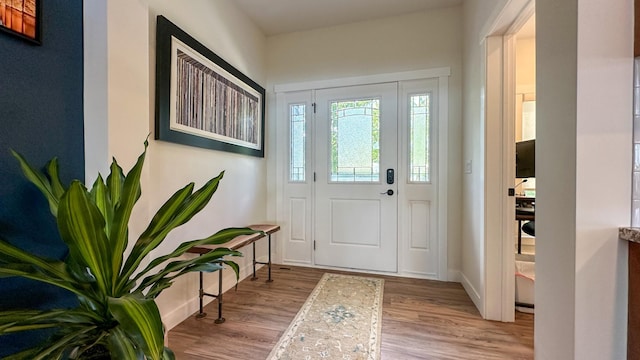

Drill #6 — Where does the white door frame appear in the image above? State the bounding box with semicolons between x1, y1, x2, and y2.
482;0;535;321
274;68;450;280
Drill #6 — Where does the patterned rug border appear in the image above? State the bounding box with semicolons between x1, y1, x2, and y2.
267;273;385;360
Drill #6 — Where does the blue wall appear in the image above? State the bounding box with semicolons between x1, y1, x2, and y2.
0;0;84;355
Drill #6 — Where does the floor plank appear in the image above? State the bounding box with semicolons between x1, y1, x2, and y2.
168;265;533;359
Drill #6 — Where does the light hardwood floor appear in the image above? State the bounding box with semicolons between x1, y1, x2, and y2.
169;265;533;359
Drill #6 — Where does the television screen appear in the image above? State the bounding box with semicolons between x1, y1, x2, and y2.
516;139;535;178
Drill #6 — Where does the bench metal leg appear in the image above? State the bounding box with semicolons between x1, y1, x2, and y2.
196;271;207;318
214;269;225;324
267;234;273;282
251;242;258;281
189;225;280;324
196;256;207;318
195;254;226;323
251;234;274;282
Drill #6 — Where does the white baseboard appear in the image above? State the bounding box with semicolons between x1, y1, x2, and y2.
282;259;312;266
460;272;483;317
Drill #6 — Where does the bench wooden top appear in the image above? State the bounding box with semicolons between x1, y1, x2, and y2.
187;224;280;255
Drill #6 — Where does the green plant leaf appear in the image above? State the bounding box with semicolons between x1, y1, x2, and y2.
107;327;145;360
57;181;113;296
108;293;164;360
118;173;227;293
65;255;97;284
143;256;247;299
3;141;258;358
76;293;104;315
110;143;147;293
65;260;105;312
0;237;71;281
130;227;257;286
11;150;60;216
2;347;40;360
221;259;241;282
0;263;92;300
106;158;125;207
167;172;223;230
45;157;66;200
135;248;240;295
143;262;226;299
89;174;114;237
145;279;174;299
137;183;195;241
8;325;100;360
163;347;176;360
0;264;82;302
0;309;98;334
179;262;225;274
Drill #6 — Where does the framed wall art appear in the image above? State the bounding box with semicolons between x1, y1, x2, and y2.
155;15;265;157
0;0;40;44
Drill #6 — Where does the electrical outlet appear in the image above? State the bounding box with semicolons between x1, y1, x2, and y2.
465;160;472;174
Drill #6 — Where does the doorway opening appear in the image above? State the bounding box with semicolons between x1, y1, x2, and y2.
513;14;536;314
482;0;535;322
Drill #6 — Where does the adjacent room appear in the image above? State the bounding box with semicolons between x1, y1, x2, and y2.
513;14;536;314
0;0;632;359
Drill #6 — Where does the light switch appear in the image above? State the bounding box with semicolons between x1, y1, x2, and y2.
465;160;472;174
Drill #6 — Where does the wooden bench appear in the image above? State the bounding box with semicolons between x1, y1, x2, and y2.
186;224;280;323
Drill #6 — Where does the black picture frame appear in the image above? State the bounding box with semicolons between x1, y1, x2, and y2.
154;15;265;157
0;0;41;45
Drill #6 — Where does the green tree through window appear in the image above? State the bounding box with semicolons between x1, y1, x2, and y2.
330;99;380;182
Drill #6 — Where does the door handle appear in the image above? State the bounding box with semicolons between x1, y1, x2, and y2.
380;189;394;196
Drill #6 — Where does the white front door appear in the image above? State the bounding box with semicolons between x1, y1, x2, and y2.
314;83;398;272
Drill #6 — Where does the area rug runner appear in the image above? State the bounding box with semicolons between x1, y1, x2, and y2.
267;273;384;360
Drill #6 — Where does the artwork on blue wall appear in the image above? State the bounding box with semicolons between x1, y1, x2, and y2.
154;15;266;158
0;0;40;44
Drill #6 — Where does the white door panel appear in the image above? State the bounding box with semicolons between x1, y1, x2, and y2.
398;79;439;277
330;199;380;246
280;90;314;264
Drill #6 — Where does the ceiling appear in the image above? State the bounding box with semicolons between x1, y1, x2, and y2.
233;0;464;36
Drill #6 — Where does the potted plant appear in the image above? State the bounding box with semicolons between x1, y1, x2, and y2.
0;141;257;359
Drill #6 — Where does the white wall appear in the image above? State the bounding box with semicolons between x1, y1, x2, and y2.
84;0;269;330
463;0;631;356
84;0;152;247
537;0;631;358
265;6;464;277
83;1;109;184
515;37;536;94
460;0;509;316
